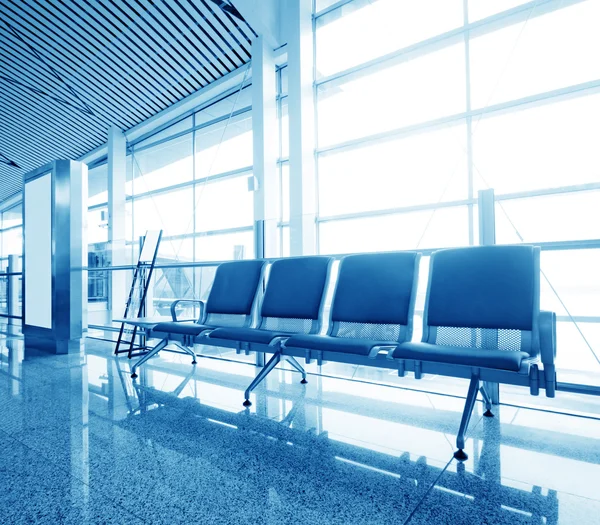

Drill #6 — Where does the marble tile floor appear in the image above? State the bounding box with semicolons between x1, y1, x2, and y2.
0;336;599;524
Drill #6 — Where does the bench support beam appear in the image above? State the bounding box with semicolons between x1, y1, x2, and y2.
243;352;309;406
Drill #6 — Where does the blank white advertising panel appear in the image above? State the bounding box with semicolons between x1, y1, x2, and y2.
25;173;52;329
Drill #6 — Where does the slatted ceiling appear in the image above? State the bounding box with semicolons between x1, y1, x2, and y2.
0;0;255;203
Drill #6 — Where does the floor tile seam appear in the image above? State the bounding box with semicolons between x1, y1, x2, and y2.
401;455;455;525
0;423;152;524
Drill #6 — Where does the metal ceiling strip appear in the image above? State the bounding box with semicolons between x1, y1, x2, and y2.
200;0;250;60
2;2;148;125
0;137;49;167
211;0;255;48
150;0;229;80
97;0;192;99
108;0;200;94
74;0;180;107
0;113;99;161
49;0;166;116
130;0;219;84
187;0;246;66
164;0;237;74
0;76;108;145
0;46;133;130
32;0;155;123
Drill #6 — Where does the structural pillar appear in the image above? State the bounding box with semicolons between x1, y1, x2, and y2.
23;160;87;354
108;125;127;325
478;188;500;405
252;35;279;260
286;0;317;256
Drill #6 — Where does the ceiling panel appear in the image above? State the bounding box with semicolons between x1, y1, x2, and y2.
0;0;255;203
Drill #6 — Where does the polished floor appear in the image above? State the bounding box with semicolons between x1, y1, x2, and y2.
1;335;599;524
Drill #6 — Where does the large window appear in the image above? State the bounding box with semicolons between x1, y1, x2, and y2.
314;0;600;390
85;85;255;330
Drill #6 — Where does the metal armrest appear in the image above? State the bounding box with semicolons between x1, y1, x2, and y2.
539;310;556;364
170;299;205;322
539;310;557;397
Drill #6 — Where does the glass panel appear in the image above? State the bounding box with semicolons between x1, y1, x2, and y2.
195;230;254;261
132;187;194;240
317;43;466;147
129;133;193;196
195;175;254;232
318;206;470;254
281;163;290;222
278;66;288;96
279;97;289;159
151;266;195;316
134;116;192;149
88;164;108;207
194;86;252;127
468;0;531;21
2;204;22;229
195;113;252;178
87;208;108;245
318;123;468;217
315;0;340;13
541;249;600;318
316;0;463;77
1;227;22;257
470;1;600;109
158;237;194;263
281;226;290;258
473;93;600;195
496;191;600;244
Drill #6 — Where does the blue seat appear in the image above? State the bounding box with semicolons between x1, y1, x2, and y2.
208;256;333;405
285;251;420;358
131;259;266;378
209;256;332;345
392;245;556;461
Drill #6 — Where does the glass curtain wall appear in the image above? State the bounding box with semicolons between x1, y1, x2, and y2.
0;203;23;321
314;0;600;403
87;85;255;333
277;65;290;257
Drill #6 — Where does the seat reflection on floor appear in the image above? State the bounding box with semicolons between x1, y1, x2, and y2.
2;337;599;524
120;355;562;525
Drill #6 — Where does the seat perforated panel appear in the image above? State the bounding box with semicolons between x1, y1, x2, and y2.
434;326;522;351
205;313;248;328
335;321;401;341
262;317;314;333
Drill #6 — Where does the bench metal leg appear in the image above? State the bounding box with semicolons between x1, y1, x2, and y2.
131;338;168;379
243;351;281;407
285;356;308;384
172;342;198;365
479;385;494;417
454;375;480;461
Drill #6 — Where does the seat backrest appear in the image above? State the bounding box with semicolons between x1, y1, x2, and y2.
204;260;267;328
259;256;332;334
329;252;420;342
423;245;540;357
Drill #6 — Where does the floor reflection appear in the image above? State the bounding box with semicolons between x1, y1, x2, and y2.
0;336;598;524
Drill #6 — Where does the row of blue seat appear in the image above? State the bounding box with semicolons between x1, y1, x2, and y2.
130;245;557;460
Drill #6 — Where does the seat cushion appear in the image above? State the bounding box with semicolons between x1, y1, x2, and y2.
285;334;397;356
393;342;529;371
209;327;294;345
153;322;212;336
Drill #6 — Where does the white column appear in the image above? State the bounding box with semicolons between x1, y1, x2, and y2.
107;125;127;321
286;0;317;256
252;35;279;259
